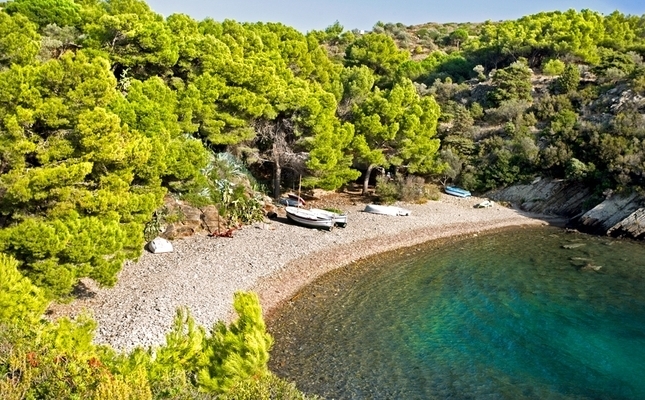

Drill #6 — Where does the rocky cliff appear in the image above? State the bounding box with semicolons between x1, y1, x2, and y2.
487;178;591;217
487;179;645;240
577;193;645;239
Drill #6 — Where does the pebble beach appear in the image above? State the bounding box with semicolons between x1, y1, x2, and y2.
49;194;558;351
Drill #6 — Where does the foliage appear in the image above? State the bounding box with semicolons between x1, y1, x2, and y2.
0;288;302;399
488;61;533;106
0;12;41;67
375;175;439;204
219;373;320;400
554;64;580;94
197;292;273;393
0;254;47;326
344;33;409;80
374;175;398;204
5;0;81;28
542;59;565;76
351;78;442;182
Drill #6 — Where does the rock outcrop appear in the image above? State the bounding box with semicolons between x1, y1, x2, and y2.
487;178;645;240
157;194;277;239
577;193;645;239
487;178;590;217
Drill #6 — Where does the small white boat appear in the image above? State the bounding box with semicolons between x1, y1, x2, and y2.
475;200;494;208
363;204;411;216
279;193;306;207
309;208;348;227
285;206;335;230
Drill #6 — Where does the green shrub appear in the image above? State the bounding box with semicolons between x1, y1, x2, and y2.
0;254;47;326
375;175;398;204
487;61;532;106
631;67;645;94
1;291;299;399
376;175;440;204
554;64;580;94
469;102;484;120
542;59;566;76
398;176;428;203
221;373;320;400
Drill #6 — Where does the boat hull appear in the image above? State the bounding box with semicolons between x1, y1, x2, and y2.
285;207;335;230
363;204;411;216
309;208;348;227
445;186;471;198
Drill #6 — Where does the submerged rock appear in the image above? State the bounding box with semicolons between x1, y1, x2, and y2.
580;263;602;272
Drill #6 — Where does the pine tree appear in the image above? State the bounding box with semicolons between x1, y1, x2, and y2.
197;292;273;394
351;78;443;194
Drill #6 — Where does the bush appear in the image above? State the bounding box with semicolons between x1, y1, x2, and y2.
542;59;566;76
375;175;398;204
487;61;533;106
398;176;427;203
0;254;47;326
469;102;484;120
485;99;531;124
554;64;580;94
0;290;300;399
376;175;440;204
220;373;320;400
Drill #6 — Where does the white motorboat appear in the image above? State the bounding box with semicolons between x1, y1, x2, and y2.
285;206;335;230
363;204;411;216
309;208;348;227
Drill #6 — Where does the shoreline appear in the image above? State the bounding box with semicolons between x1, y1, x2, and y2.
48;194;560;351
256;219;551;323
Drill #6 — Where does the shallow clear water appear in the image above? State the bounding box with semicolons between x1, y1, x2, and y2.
267;226;645;399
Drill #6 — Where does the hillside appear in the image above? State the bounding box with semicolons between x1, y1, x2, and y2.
1;0;645;397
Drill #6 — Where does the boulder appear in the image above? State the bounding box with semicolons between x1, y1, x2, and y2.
201;205;228;234
148;237;173;253
162;224;196;240
159;196;235;238
179;204;203;230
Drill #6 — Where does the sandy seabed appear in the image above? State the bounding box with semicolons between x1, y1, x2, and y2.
49;194;561;351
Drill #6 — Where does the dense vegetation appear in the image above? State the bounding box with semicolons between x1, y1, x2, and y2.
1;0;644;397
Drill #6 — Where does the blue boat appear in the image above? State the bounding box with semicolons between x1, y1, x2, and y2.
445;186;471;198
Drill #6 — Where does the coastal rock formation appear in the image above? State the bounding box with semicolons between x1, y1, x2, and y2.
578;193;645;239
159;195;277;239
487;178;590;216
488;178;645;240
160;197;228;239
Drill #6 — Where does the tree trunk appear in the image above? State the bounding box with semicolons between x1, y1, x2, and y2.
362;164;375;196
273;156;282;200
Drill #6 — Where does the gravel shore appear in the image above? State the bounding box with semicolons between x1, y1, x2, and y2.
48;194;559;351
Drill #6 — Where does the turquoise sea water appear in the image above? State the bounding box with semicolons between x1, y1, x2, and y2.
267;226;645;399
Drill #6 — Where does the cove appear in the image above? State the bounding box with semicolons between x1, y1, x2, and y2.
267;226;645;399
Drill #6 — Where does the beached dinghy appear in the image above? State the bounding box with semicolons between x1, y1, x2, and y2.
475;200;494;208
279;193;306;207
363;204;411;216
309;208;348;227
445;186;471;198
285;206;335;230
